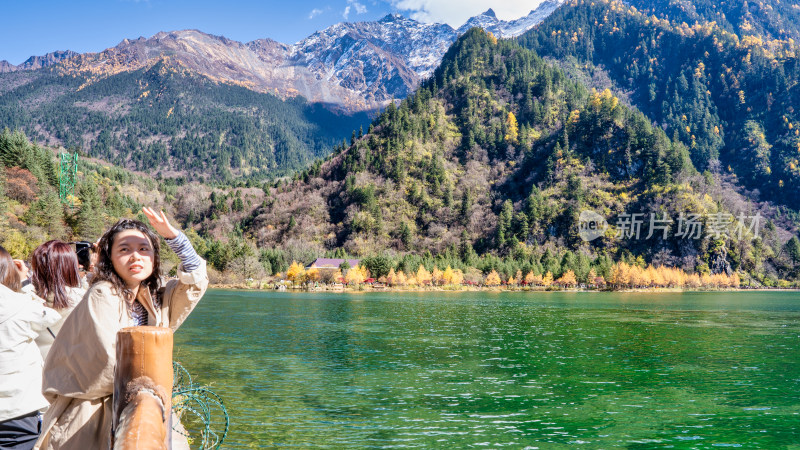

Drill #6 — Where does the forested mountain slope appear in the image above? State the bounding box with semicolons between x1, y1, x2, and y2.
0;62;368;181
518;0;800;210
238;29;799;283
626;0;800;42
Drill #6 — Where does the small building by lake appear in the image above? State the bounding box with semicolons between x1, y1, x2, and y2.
307;258;360;272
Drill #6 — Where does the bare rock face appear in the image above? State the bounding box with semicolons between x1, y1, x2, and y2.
0;50;79;73
19;50;80;70
710;245;734;276
2;1;564;112
288;14;457;106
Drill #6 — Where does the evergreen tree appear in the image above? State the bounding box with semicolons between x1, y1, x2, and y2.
24;188;66;239
75;180;105;239
498;200;513;247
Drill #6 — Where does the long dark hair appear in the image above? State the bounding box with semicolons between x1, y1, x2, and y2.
92;219;162;303
0;245;21;292
31;240;81;309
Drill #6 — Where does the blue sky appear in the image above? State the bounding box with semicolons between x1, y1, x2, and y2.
1;0;543;65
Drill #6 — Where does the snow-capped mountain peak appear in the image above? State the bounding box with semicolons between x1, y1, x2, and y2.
458;0;565;38
2;1;564;112
379;13;407;23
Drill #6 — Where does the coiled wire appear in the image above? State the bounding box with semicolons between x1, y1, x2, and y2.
172;361;229;449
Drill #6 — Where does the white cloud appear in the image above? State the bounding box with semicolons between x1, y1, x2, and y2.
388;0;544;26
308;8;324;19
343;0;368;19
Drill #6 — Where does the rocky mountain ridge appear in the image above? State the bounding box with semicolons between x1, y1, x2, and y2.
456;2;566;37
0;50;79;73
0;2;564;112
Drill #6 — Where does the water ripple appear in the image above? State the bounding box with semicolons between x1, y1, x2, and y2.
174;290;800;448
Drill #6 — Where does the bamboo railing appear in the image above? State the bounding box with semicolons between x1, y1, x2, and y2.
112;326;174;450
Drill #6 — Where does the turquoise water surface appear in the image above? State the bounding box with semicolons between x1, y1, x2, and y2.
173;290;800;448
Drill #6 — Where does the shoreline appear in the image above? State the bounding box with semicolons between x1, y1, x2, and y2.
207;284;799;293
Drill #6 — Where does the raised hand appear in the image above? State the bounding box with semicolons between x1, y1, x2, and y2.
142;207;179;240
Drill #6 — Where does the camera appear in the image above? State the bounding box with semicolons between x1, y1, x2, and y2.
72;241;95;270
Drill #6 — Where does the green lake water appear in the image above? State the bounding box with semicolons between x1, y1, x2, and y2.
173;290;800;448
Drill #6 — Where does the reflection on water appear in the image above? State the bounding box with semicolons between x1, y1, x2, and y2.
173;290;800;448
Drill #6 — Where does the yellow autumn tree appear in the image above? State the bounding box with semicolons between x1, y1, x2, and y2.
655;266;671;287
286;261;306;283
396;270;408;286
432;267;444;286
644;266;658;288
610;262;630;289
700;273;712;288
451;269;464;286
676;268;689;288
306;268;320;283
542;271;553;287
629;265;645;288
557;270;577;287
333;269;343;283
505;111;519;144
345;265;366;285
485;270;501;286
669;267;687;288
686;273;701;288
587;269;597;286
417;265;432;286
386;268;397;286
658;266;672;287
441;266;453;285
524;271;536;285
731;272;741;288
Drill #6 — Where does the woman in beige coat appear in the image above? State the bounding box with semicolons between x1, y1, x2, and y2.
35;208;208;449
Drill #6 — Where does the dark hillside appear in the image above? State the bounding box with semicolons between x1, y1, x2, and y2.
0;62;369;181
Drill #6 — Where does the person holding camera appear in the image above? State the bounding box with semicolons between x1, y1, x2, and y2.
74;241;98;288
30;241;87;360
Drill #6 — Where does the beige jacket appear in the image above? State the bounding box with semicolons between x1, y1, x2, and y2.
35;261;207;450
35;286;87;360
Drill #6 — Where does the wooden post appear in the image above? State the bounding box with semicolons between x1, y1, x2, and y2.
112;326;174;450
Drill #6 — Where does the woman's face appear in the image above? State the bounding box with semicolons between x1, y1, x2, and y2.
111;229;154;289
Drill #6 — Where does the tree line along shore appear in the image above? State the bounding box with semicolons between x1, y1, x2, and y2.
210;260;759;292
